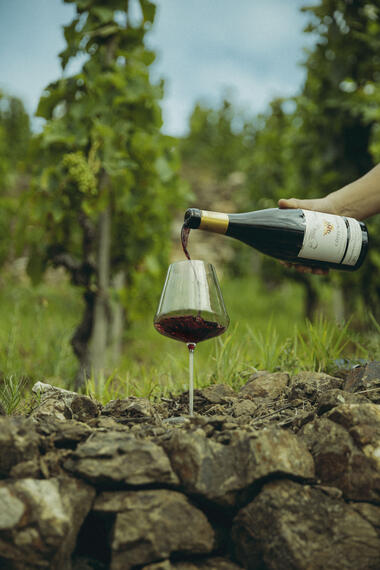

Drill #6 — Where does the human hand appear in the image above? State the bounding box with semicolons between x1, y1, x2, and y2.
279;260;328;275
278;196;337;215
278;197;335;275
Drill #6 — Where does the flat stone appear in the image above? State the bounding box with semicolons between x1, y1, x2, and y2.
349;502;380;536
289;371;342;403
0;416;40;478
35;416;93;447
232;479;380;570
64;431;179;486
72;556;108;570
231;399;257;418
317;388;370;414
161;427;314;506
239;372;289;400
94;489;215;569
344;361;380;402
201;384;237;404
102;396;155;419
0;487;25;529
9;458;41;479
300;403;380;502
0;477;95;569
70;395;101;422
143;557;242;569
31;382;101;422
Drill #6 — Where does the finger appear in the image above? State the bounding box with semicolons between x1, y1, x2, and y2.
312;268;329;275
295;265;312;274
281;261;328;275
278;198;300;209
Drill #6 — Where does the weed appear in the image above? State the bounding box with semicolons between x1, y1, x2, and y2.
0;375;29;415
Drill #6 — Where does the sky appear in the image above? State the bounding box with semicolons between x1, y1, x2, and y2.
0;0;315;135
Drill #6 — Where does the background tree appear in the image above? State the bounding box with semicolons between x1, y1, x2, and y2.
28;0;186;385
0;91;31;266
179;0;380;322
292;0;380;320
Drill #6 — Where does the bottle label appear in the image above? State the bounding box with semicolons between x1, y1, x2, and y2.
298;210;362;265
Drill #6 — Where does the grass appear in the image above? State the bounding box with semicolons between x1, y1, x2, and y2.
0;271;378;411
0;273;80;382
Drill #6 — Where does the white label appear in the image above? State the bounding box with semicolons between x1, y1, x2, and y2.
298;210;362;265
342;216;363;266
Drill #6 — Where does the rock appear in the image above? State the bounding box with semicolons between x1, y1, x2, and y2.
200;384;237;404
239;372;289;400
317;388;370;414
87;416;130;431
289;371;342;403
39;448;73;479
102;396;155;421
143;557;242;569
72;557;107;570
35;416;93;447
344;361;380;403
161;427;314;506
93;489;215;569
71;395;101;422
4;365;380;569
326;402;380;444
31;382;101;422
232;479;380;570
9;458;41;479
65;431;179;486
0;416;40;478
300;403;380;502
349;502;380;536
0;477;95;569
230;399;257;418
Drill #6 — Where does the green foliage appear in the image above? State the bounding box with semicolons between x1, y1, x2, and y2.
31;0;186;287
0;274;377;406
290;0;380;318
0;92;31;267
296;316;353;373
26;0;188;376
180;98;255;181
0;375;35;415
0;277;81;381
0;93;31;176
209;324;256;390
181;0;380;320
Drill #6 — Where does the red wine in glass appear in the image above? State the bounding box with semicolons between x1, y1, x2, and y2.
153;260;229;416
154;314;227;344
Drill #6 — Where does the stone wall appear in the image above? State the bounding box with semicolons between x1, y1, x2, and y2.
0;363;380;569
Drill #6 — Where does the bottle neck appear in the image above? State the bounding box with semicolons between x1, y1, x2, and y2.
199;210;229;233
184;208;229;234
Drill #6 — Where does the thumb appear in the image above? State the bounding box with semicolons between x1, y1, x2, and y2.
278;198;302;209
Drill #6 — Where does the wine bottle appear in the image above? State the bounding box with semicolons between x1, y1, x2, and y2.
184;207;369;271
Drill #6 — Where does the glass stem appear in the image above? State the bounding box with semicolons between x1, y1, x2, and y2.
187;343;196;416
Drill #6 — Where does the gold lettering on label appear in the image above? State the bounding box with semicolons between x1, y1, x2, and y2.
323;220;334;236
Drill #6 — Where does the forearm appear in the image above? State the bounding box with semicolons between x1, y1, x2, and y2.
279;164;380;220
328;164;380;220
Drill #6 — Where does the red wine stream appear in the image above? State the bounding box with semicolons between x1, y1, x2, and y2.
181;221;202;320
181;223;191;260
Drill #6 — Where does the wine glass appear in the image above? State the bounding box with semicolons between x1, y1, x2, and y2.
154;260;229;417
